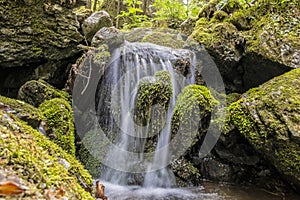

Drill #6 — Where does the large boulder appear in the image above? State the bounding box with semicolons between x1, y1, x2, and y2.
18;80;70;107
82;11;113;42
228;68;300;190
0;0;83;96
190;0;299;93
0;0;82;68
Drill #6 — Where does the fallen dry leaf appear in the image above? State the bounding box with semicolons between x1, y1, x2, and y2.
0;181;27;196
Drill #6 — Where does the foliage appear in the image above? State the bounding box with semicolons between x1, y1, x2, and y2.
117;0;149;29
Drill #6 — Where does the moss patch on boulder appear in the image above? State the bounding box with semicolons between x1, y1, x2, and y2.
39;98;75;156
0;95;44;128
170;84;216;157
142;31;185;49
18;80;70;107
228;68;300;190
0;109;93;199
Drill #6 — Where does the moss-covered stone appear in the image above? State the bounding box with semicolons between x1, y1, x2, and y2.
134;71;173;128
141;31;185;49
0;0;83;68
0;95;44;129
170;157;201;187
39;98;75;156
18;79;70;107
228;68;300;190
0;109;93;199
170;84;216;156
77;129;111;178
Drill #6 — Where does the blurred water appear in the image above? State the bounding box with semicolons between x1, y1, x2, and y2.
102;181;300;200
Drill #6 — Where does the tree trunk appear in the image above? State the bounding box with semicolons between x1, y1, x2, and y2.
93;0;98;11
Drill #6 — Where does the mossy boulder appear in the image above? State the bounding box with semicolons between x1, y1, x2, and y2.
191;0;299;93
39;98;75;156
77;129;111;178
18;80;70;107
170;157;201;187
228;68;300;190
170;84;216;158
141;31;185;49
0;0;83;68
134;71;173;128
0;109;93;199
0;95;44;129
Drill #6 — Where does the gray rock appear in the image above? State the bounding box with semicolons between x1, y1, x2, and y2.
82;11;113;42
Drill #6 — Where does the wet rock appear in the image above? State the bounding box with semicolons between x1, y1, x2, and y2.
82;11;113;42
229;68;300;190
170;157;201;187
18;80;70;107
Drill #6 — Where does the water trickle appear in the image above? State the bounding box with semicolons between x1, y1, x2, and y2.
97;41;196;187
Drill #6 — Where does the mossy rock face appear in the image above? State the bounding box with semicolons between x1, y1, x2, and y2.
228;68;300;190
0;95;44;129
141;31;185;49
191;0;299;93
18;80;70;107
0;109;93;199
0;0;83;68
134;71;173;129
77;129;111;178
170;157;201;187
170;84;216;157
39;98;75;156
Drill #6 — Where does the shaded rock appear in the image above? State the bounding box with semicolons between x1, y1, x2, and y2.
191;20;245;92
0;0;83;68
18;80;70;107
0;108;93;199
191;0;299;93
39;98;76;156
228;68;300;190
0;95;44;129
170;157;201;187
82;11;113;42
73;6;93;30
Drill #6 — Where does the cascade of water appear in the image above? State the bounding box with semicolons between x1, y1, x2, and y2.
98;42;196;187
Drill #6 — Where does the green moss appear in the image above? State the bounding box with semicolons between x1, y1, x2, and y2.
141;31;185;49
135;71;173;127
39;98;75;156
18;80;70;107
0;110;93;199
77;130;111;177
0;95;45;128
93;44;111;64
228;68;300;188
170;84;217;154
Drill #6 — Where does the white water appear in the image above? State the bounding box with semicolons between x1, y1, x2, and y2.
99;42;195;187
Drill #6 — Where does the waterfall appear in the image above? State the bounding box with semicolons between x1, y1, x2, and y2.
97;41;196;187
